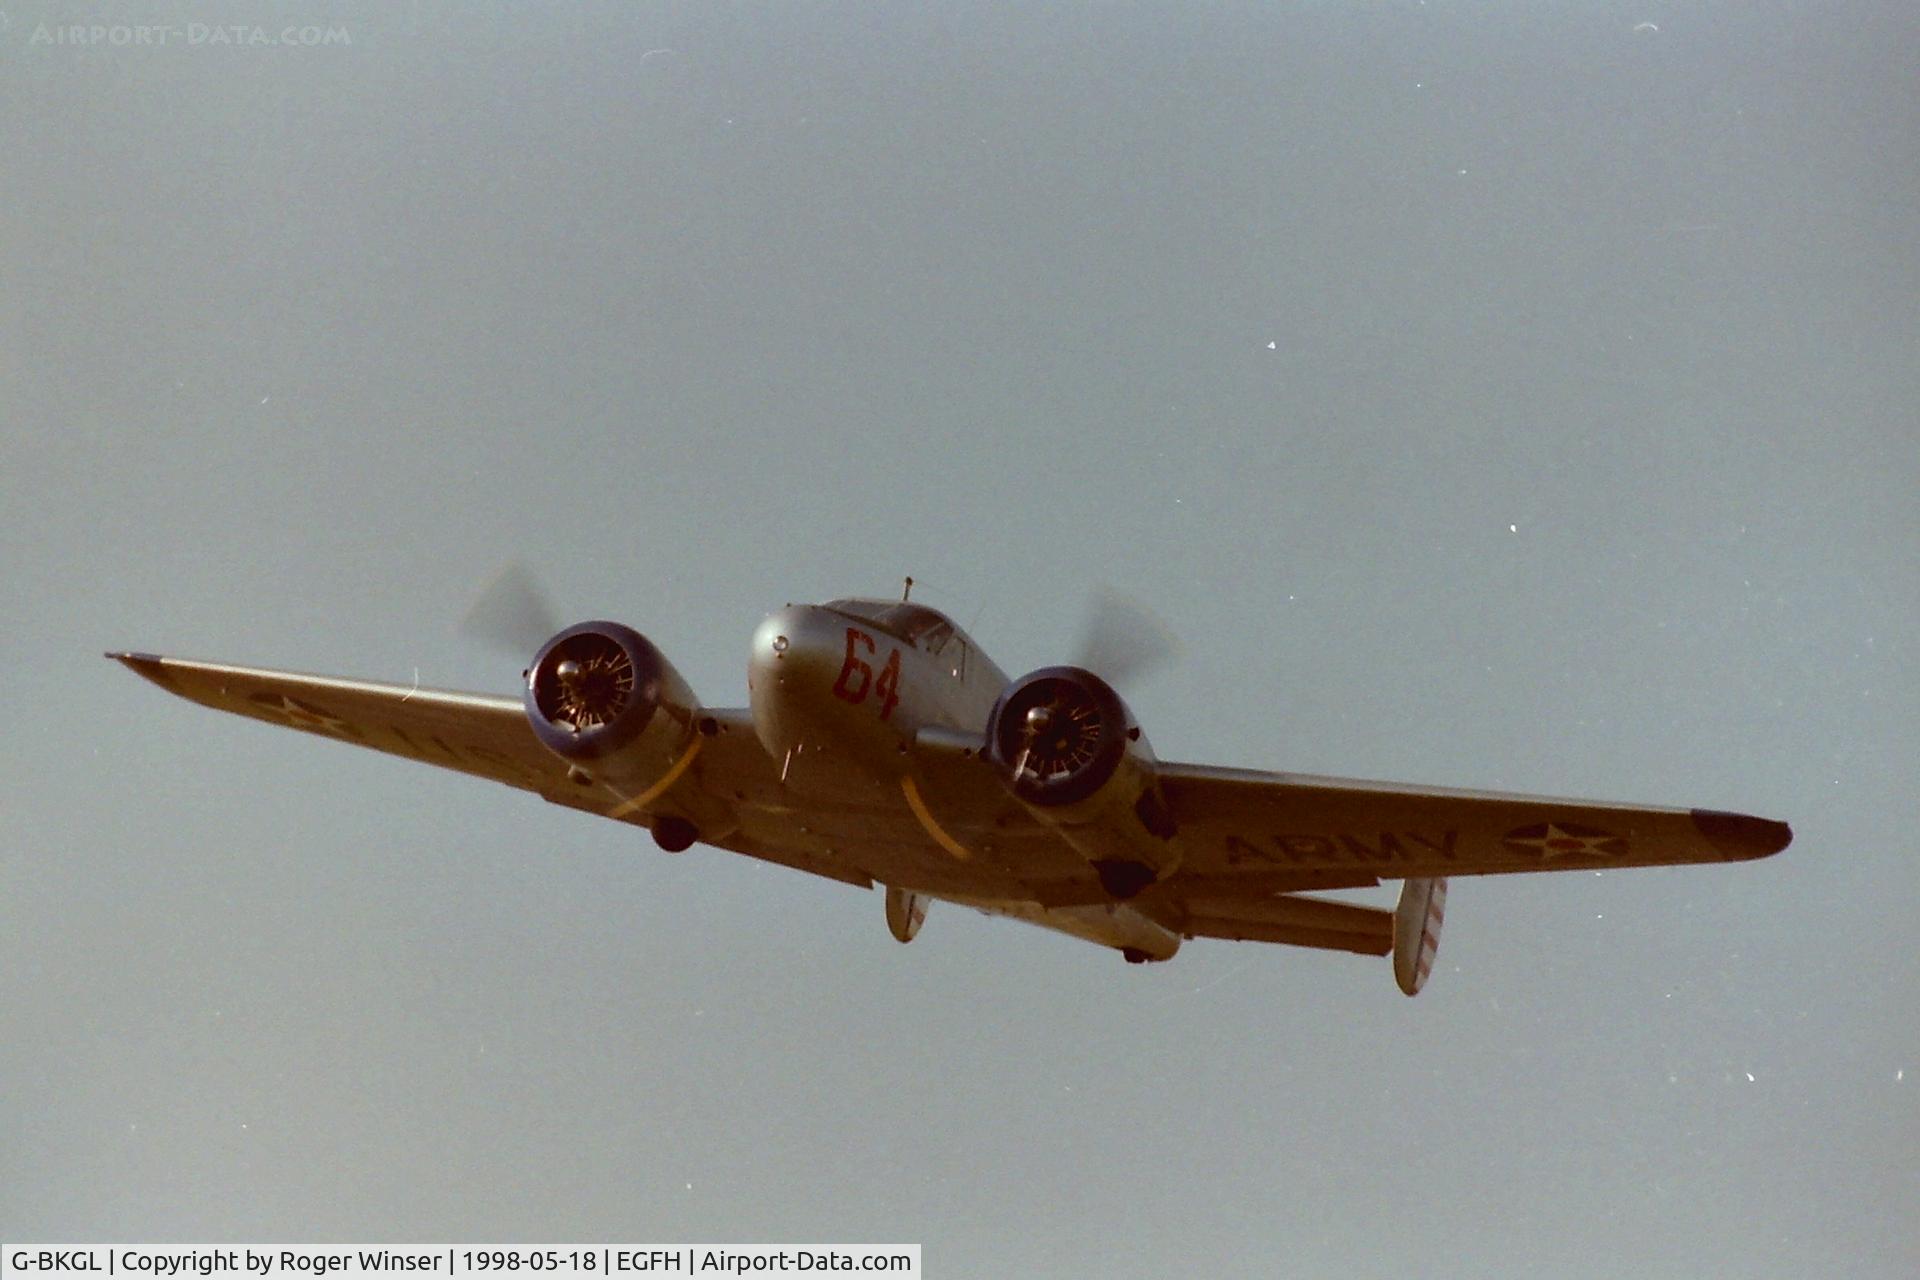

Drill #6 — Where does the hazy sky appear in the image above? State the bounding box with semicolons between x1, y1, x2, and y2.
4;3;1916;1275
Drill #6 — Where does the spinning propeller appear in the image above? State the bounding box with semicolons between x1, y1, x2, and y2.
458;561;562;661
1003;586;1182;786
1070;584;1182;692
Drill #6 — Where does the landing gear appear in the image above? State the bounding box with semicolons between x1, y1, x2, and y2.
651;816;698;853
1121;947;1152;965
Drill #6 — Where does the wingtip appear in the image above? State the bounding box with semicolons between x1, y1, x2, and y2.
108;651;178;690
1691;809;1793;860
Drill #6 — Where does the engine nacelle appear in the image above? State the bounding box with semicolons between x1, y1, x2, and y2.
524;620;700;787
984;665;1181;898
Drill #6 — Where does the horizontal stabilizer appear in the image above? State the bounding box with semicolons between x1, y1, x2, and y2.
1180;893;1393;957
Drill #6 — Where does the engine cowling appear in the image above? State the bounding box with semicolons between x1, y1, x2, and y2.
984;666;1180;897
524;620;699;784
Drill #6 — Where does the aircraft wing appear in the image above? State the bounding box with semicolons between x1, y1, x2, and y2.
106;652;874;891
109;652;567;792
1154;761;1792;881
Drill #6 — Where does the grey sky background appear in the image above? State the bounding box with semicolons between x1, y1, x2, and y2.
4;2;1915;1274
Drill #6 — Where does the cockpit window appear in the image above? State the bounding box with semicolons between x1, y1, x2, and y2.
915;621;953;656
943;634;967;680
823;599;955;652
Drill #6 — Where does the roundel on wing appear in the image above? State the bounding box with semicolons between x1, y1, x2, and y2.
1501;821;1629;860
247;690;356;736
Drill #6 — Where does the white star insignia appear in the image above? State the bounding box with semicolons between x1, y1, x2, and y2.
257;693;352;736
1505;823;1625;860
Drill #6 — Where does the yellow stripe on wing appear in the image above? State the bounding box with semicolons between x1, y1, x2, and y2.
901;774;972;862
605;737;705;820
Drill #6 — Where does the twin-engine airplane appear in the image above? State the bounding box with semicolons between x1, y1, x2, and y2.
111;584;1790;995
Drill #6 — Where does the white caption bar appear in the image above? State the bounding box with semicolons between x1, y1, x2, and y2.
2;1248;919;1279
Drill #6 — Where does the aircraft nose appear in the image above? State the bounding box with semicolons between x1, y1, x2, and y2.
750;604;839;756
751;604;819;684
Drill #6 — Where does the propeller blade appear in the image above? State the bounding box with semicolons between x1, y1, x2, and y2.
459;561;562;659
1072;585;1182;690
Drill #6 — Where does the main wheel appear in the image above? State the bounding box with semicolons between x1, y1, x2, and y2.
651;816;698;853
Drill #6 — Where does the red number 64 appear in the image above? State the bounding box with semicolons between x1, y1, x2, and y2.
831;627;901;720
